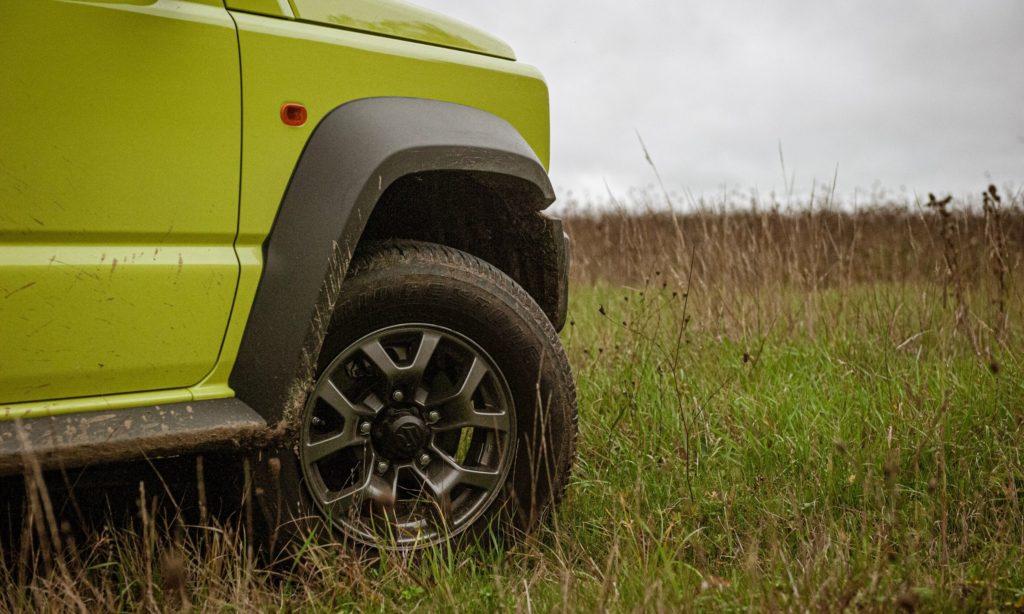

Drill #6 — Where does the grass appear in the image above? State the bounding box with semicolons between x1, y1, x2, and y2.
559;282;1023;611
3;190;1023;612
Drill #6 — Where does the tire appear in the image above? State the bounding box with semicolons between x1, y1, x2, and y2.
254;240;577;552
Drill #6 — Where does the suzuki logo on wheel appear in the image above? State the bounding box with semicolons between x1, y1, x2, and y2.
393;424;423;454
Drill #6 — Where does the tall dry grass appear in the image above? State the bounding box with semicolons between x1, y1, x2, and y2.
566;190;1023;290
565;188;1023;350
2;186;1022;612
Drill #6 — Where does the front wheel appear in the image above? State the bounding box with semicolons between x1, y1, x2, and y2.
257;241;577;552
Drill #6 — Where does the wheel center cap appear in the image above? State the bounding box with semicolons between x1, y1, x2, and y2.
372;407;429;461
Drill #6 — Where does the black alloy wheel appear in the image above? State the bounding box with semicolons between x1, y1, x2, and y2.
300;324;515;549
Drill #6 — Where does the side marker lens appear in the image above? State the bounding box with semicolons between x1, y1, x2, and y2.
281;103;308;127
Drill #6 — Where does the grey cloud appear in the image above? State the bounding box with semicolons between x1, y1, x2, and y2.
417;1;1024;201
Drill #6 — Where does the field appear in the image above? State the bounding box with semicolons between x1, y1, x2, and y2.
3;189;1023;612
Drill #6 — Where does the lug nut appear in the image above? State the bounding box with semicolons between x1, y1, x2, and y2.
418;454;431;467
359;421;372;436
376;461;389;474
426;410;441;424
392;390;405;403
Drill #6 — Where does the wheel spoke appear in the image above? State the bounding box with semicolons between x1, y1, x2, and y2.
364;472;399;509
360;331;441;389
431;356;489;407
434;487;454;529
360;339;400;381
304;429;364;463
321;459;398;520
447;462;502;491
363;392;385;413
322;458;375;514
409;331;441;380
435;405;510;433
428;445;503;493
410;463;453;527
430;356;508;432
365;471;405;539
307;382;374;463
323;488;363;516
317;380;374;421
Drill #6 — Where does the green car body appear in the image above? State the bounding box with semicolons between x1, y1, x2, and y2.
0;0;558;423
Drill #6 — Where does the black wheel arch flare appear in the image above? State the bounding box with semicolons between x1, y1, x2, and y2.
229;97;564;425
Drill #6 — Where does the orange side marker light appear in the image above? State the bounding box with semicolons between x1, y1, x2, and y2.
281;103;308;127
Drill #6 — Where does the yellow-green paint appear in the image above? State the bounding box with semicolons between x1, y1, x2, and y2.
1;1;550;421
0;1;241;404
0;245;236;402
196;12;549;397
0;382;235;422
1;389;193;422
190;244;263;391
290;0;516;60
230;12;549;247
71;0;226;5
225;0;293;18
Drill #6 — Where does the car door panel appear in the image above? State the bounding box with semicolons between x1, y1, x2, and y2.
0;0;241;404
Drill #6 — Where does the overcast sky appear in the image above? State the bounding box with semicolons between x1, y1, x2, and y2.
417;0;1023;205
